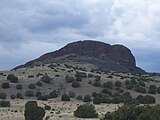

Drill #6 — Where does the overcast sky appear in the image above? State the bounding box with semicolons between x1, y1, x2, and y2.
0;0;160;72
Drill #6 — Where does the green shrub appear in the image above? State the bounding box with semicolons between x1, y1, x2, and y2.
83;95;92;102
115;81;122;87
28;75;34;78
49;91;58;98
72;81;80;88
93;81;101;87
136;95;156;104
36;81;43;86
93;96;102;105
2;82;10;89
0;101;10;107
135;85;146;93
101;88;112;96
101;96;112;103
88;73;94;78
16;93;23;99
28;84;36;89
37;95;49;101
10;95;16;99
69;91;76;98
16;84;23;90
44;105;51;110
76;95;83;100
25;90;34;97
148;85;157;94
24;101;45;120
138;81;146;87
157;87;160;94
103;81;113;89
94;76;101;81
0;93;7;99
74;104;98;118
7;74;18;83
61;94;70;101
41;73;51;84
76;77;82;82
36;92;42;97
65;76;75;83
75;71;87;78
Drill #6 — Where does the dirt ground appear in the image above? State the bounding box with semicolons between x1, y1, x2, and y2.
0;99;122;120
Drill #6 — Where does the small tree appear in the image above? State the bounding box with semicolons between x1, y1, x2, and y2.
83;95;92;102
41;73;51;84
36;81;43;86
93;96;102;105
72;81;80;88
25;90;34;97
76;95;83;100
148;85;157;94
0;93;7;99
2;82;10;89
65;76;75;83
7;74;18;83
28;84;36;89
74;104;98;118
61;94;70;101
69;91;76;98
103;81;113;89
115;81;122;87
24;101;45;120
0;101;10;107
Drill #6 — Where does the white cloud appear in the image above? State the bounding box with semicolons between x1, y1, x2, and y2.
0;0;160;72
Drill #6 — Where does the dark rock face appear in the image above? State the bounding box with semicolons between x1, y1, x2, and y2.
14;40;145;73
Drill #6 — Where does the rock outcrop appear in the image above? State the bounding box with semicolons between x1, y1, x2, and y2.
14;40;145;73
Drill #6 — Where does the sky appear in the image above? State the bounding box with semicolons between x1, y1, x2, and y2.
0;0;160;72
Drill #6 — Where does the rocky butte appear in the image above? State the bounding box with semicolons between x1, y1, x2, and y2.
14;40;145;73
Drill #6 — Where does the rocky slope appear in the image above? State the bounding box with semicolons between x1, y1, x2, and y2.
14;40;145;73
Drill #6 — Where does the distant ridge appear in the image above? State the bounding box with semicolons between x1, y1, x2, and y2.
14;40;145;73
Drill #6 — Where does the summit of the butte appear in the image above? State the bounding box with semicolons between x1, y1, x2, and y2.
14;40;145;73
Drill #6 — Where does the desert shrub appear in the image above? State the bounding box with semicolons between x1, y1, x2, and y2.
75;71;87;78
16;84;23;90
0;101;10;107
102;105;160;120
74;104;98;118
55;74;60;77
24;101;45;120
7;74;18;83
103;81;113;89
148;85;157;94
157;87;160;94
76;95;83;100
125;81;134;89
65;76;75;83
136;95;156;104
101;96;112;103
111;96;123;104
36;81;43;86
72;81;80;88
49;91;58;98
28;75;34;78
138;81;146;87
88;73;94;78
28;84;36;89
130;78;137;85
69;91;76;98
92;92;98;97
25;90;34;97
0;93;7;99
10;95;16;99
2;82;10;89
83;95;92;102
76;76;82;82
37;95;49;101
93;81;101;87
44;105;51;110
135;85;146;93
41;73;51;84
101;88;112;96
16;93;23;99
115;81;122;87
61;94;70;101
36;92;42;97
93;96;102;105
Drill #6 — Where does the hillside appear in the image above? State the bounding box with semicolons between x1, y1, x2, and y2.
14;40;145;73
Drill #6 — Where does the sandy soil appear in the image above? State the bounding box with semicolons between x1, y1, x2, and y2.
0;100;122;120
